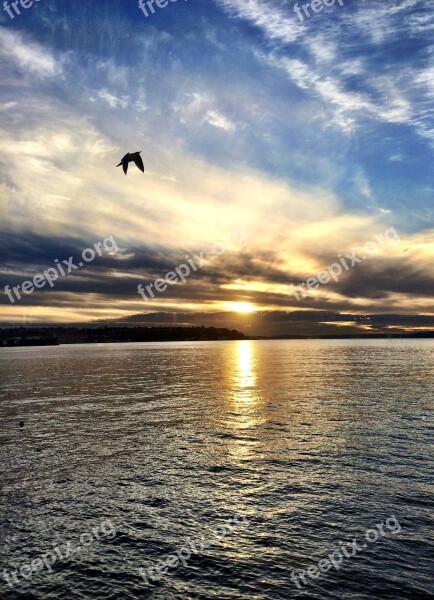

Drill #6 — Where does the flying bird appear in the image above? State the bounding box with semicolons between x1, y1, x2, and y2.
116;151;145;175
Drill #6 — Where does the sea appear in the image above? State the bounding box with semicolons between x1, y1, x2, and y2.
0;339;433;599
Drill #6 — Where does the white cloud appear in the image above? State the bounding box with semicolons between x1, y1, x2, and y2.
0;101;17;112
0;27;62;78
218;0;433;144
204;110;236;132
348;0;422;43
266;55;374;133
173;92;236;132
354;169;373;201
215;0;303;44
173;92;211;124
94;89;129;109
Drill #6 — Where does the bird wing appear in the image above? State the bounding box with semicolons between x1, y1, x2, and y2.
123;161;128;175
116;154;129;167
134;154;145;173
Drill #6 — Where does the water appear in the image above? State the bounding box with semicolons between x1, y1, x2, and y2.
0;339;433;599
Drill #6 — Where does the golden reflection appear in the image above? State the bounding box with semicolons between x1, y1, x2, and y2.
236;340;256;399
227;341;265;436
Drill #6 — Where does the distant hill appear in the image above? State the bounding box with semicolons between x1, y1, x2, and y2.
0;326;247;347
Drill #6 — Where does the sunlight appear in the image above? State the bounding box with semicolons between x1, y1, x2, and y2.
231;340;258;408
223;302;257;313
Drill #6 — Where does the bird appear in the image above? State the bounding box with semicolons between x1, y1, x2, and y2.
116;151;145;175
19;420;24;428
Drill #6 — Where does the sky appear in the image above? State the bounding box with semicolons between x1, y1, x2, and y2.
0;0;433;335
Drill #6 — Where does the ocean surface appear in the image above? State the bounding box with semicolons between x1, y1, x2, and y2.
0;339;433;600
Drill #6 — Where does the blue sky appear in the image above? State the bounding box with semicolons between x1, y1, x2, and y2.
0;0;433;333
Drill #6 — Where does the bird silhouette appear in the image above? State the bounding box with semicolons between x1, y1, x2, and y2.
116;152;145;175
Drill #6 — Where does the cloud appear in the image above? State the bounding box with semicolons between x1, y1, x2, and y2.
85;309;434;338
91;89;129;109
215;0;304;44
219;1;434;143
0;101;17;112
204;110;236;132
0;26;62;78
0;1;433;329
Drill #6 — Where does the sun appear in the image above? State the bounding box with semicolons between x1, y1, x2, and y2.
224;302;257;314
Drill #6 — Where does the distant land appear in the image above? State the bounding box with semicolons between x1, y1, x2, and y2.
3;311;434;339
0;326;247;347
1;326;434;347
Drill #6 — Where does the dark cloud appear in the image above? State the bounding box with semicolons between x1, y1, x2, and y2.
85;310;434;338
2;232;434;335
337;258;434;299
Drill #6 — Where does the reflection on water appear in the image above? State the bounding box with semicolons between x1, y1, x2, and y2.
225;341;262;461
0;340;433;600
234;340;256;400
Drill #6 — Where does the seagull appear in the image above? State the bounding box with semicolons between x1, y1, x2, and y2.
116;151;145;175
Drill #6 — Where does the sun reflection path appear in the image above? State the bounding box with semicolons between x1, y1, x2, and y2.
226;341;265;461
229;341;265;426
236;340;257;400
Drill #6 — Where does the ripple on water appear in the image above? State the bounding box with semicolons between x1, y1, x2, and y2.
0;340;433;600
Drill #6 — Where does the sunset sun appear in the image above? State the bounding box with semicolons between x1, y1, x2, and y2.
224;302;257;314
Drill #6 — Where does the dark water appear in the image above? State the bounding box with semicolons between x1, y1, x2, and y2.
0;339;433;599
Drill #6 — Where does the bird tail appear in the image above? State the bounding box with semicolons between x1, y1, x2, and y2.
116;162;122;167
